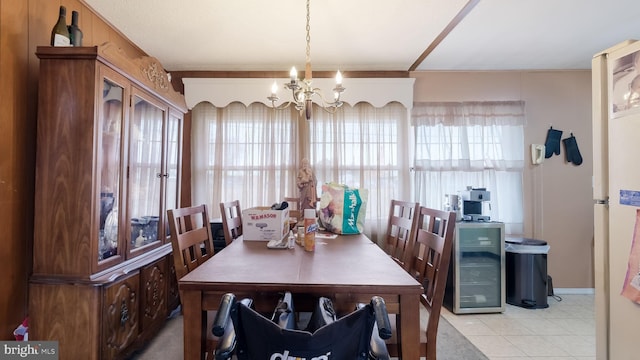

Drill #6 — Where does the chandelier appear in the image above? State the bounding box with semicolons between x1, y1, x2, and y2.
268;0;345;121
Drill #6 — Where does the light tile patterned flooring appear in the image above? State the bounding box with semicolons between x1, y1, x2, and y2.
441;294;595;359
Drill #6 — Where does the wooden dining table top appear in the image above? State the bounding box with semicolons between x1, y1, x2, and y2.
178;232;423;294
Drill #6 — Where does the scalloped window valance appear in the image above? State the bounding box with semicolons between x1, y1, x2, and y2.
182;77;415;110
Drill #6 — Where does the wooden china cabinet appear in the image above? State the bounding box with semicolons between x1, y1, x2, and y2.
29;43;185;360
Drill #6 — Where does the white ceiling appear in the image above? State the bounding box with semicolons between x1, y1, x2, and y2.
83;0;640;72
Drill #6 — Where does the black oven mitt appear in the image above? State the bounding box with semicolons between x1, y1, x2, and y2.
562;133;583;165
544;127;563;158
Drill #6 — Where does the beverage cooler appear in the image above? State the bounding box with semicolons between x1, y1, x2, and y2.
444;221;505;314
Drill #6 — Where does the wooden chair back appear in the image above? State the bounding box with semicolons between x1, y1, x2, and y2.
284;196;320;222
383;200;420;269
386;206;456;359
167;204;215;281
219;200;243;245
167;204;225;358
284;196;301;222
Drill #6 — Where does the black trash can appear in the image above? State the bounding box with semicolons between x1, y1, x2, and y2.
505;237;550;309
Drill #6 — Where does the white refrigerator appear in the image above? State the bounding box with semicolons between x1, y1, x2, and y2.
593;39;640;360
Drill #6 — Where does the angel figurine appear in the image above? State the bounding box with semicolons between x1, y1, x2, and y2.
296;158;317;211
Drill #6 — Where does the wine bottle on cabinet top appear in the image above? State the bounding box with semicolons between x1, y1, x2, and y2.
50;6;71;46
68;10;83;46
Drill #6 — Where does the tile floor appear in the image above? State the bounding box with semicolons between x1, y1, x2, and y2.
441;293;595;360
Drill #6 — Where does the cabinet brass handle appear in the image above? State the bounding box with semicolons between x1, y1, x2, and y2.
120;299;129;326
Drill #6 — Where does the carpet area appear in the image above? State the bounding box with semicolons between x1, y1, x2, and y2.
435;315;488;360
130;310;488;359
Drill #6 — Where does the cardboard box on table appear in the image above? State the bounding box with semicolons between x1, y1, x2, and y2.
242;207;290;241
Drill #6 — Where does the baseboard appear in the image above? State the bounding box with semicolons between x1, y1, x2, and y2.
553;288;594;295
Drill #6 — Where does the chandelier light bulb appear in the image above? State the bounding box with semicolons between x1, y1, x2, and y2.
290;67;297;83
335;71;342;85
271;81;278;95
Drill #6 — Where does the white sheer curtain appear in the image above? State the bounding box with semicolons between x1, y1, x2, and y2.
128;100;164;219
191;101;411;244
412;101;525;234
191;101;300;217
309;102;411;244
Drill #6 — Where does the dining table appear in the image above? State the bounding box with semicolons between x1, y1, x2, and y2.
178;232;424;359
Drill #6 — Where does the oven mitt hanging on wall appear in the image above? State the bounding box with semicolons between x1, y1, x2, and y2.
544;126;563;158
562;133;583;165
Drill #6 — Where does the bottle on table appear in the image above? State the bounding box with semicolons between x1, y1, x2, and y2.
304;209;317;252
296;225;304;245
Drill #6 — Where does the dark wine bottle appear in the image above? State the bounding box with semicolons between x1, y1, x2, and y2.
50;6;71;47
68;11;83;47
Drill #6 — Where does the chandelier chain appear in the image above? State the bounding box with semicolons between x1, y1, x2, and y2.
305;0;311;68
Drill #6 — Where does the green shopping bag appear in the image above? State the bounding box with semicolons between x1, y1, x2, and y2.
318;182;368;235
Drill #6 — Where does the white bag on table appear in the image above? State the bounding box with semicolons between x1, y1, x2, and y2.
318;182;368;235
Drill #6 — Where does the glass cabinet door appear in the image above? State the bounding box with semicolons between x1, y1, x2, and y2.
99;78;124;265
163;110;182;241
127;91;166;256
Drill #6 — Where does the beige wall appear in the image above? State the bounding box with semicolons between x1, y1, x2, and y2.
411;71;594;289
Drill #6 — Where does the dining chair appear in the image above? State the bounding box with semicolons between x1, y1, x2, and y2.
219;200;243;245
284;196;321;221
383;200;420;270
167;204;218;358
385;206;456;359
284;196;301;222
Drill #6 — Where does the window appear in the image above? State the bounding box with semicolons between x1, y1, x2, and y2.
310;102;411;243
191;102;299;214
412;101;525;234
191;99;524;239
191;101;410;244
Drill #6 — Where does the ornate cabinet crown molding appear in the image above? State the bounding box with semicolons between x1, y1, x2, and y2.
97;42;186;111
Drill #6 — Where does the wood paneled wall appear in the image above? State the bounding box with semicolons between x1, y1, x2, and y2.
0;0;145;339
0;0;31;340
